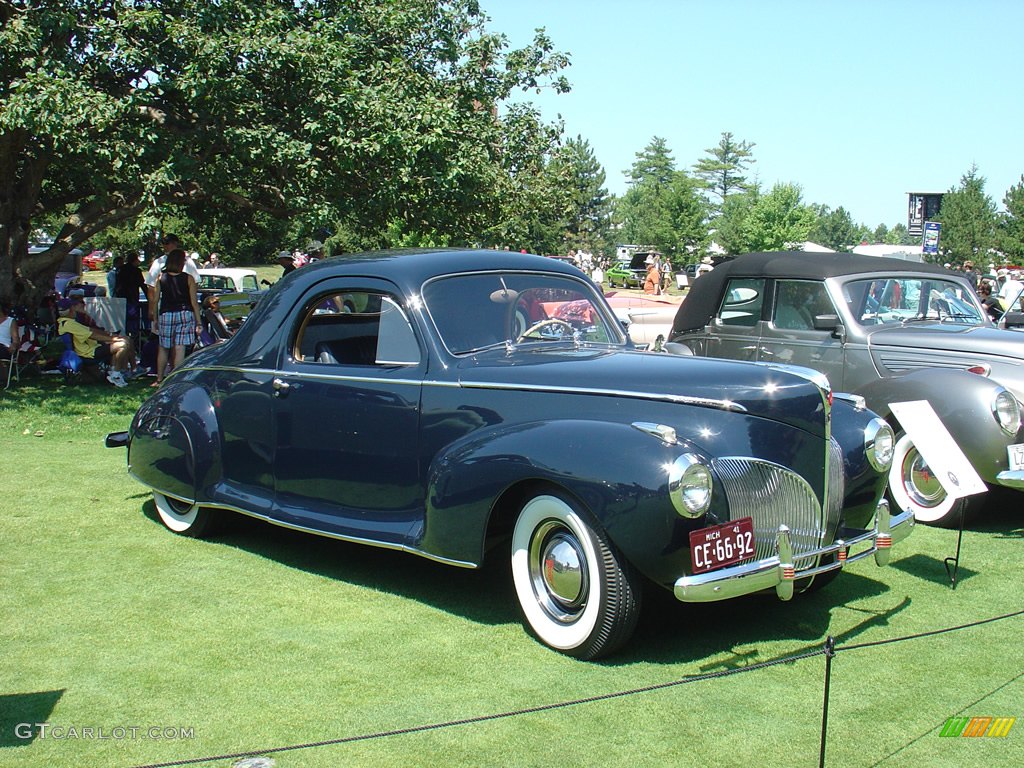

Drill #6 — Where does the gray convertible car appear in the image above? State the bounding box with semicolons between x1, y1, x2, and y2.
667;252;1024;527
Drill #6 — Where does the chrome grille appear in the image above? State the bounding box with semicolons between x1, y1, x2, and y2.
827;437;845;528
714;457;825;570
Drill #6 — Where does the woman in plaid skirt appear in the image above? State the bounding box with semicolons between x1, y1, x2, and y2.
150;248;202;387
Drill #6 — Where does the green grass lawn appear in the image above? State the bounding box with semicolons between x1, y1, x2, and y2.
1;380;1022;768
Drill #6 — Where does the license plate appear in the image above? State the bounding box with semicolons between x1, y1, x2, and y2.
1009;443;1024;471
689;517;756;574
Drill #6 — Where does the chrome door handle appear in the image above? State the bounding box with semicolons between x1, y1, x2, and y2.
272;378;290;397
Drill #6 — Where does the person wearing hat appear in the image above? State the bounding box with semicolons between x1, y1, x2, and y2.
997;267;1024;310
277;250;297;277
56;296;137;387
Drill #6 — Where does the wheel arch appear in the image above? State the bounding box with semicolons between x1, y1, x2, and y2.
418;419;679;568
128;382;224;503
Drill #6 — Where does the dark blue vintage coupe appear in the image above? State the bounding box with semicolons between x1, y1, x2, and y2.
108;249;913;658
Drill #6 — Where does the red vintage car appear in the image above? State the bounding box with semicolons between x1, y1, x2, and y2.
82;250;109;271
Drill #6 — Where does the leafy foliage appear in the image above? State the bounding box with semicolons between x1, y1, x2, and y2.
997;175;1024;262
693;131;756;212
932;165;998;265
0;0;571;304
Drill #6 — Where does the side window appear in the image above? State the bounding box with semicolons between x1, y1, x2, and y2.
774;281;835;330
293;291;420;366
717;278;765;327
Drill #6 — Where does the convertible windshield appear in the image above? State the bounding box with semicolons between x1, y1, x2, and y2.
423;272;625;354
845;277;987;327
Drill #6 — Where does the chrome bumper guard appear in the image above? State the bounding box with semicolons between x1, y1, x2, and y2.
673;500;914;603
995;469;1024;489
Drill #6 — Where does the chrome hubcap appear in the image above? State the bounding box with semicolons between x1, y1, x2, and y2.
529;521;588;623
902;448;945;508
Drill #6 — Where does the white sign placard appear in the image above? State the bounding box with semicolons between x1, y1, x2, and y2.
889;400;987;498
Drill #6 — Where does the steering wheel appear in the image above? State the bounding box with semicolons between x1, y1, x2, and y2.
516;317;574;343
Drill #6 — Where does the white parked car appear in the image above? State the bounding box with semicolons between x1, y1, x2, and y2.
197;268;267;319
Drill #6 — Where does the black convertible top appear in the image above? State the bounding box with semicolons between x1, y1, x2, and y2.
672;251;956;334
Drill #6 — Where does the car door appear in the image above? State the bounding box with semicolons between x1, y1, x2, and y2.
758;279;846;389
271;279;425;545
705;277;766;361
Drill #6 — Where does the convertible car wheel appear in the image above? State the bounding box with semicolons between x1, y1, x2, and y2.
153;492;223;538
511;493;640;659
886;433;976;528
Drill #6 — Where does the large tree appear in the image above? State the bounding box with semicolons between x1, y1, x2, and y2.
0;0;569;306
544;136;613;255
692;131;756;212
997;175;1024;262
624;136;675;188
932;165;997;265
809;205;858;251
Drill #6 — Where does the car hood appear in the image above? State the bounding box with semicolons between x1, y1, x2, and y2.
867;323;1024;361
457;347;830;438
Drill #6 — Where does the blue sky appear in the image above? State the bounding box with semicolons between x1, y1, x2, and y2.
483;0;1023;229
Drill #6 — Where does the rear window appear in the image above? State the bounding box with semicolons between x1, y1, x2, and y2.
717;278;765;327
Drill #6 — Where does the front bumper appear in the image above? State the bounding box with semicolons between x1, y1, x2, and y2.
996;469;1024;489
673;500;914;603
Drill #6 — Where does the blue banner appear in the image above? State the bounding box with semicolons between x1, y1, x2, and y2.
923;221;941;255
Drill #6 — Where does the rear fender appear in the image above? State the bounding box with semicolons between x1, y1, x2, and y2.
128;383;221;503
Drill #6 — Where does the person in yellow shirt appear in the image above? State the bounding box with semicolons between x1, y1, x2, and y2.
56;297;137;387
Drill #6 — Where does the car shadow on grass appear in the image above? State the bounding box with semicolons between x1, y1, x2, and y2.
140;501;918;666
141;500;519;628
612;572;912;667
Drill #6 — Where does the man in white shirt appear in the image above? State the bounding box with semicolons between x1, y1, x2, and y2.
145;234;200;299
997;268;1024;311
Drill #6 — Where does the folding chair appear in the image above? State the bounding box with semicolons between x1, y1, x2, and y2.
3;324;43;389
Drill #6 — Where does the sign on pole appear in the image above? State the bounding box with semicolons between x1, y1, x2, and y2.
923;221;941;255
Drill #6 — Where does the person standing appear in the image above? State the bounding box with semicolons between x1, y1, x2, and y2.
643;256;661;295
106;256;123;297
146;234;200;302
150;248;202;387
114;252;146;343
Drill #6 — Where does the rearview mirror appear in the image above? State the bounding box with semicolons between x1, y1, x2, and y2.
1002;311;1024;330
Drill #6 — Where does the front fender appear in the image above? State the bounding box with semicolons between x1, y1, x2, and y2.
128;382;221;503
420;419;691;573
859;369;1020;484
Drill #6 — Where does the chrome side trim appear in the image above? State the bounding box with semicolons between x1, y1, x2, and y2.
128;477;478;569
164;365;747;411
459;380;748;412
673;500;913;603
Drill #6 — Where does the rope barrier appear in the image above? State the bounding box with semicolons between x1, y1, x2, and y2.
128;607;1024;768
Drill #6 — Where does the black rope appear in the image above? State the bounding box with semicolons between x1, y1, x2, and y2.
837;607;1024;652
128;607;1024;768
128;648;825;768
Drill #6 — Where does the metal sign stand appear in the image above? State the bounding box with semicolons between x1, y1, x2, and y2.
943;503;966;589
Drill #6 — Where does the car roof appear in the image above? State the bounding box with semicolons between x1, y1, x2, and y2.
285;248;585;287
198;268;258;277
673;250;958;334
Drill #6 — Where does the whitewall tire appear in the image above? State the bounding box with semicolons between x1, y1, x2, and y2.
886;433;972;527
153;492;223;538
511;493;640;659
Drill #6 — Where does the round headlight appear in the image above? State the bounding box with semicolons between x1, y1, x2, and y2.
993;389;1022;436
864;417;894;472
668;453;713;518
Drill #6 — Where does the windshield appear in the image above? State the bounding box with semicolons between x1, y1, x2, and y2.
422;272;625;354
844;277;987;327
